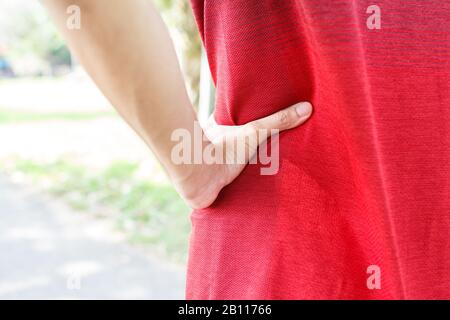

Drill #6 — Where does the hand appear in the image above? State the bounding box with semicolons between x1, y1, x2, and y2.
178;102;313;209
42;1;312;210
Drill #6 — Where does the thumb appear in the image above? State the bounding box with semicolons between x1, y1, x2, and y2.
243;102;313;143
248;101;313;133
232;102;313;165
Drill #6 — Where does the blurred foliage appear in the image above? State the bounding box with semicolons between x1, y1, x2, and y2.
0;108;114;124
0;0;202;105
0;1;71;74
3;158;191;262
155;0;202;109
13;10;69;65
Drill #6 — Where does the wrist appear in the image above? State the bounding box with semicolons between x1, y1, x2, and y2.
178;162;226;209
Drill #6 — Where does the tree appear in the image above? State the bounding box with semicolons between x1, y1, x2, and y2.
0;0;71;74
155;0;202;109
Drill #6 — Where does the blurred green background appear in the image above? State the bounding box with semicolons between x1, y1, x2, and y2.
0;0;205;264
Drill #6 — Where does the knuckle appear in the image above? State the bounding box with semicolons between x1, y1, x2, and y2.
277;110;291;126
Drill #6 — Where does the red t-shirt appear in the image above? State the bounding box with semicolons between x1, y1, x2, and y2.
187;0;450;299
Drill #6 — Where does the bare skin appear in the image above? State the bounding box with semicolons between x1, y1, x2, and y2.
42;0;313;209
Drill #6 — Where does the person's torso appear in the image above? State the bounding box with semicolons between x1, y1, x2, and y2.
187;0;450;299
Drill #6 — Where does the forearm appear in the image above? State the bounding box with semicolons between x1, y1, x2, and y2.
42;0;202;185
41;0;313;209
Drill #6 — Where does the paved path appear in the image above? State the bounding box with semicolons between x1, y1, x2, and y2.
0;176;185;299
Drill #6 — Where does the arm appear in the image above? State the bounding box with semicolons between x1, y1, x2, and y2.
42;0;312;208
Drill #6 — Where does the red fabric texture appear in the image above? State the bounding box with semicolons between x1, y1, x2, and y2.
186;0;450;299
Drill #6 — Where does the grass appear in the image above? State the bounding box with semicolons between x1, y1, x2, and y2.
4;158;191;262
0;109;115;124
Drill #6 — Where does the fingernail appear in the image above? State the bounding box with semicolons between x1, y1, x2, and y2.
295;102;312;118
